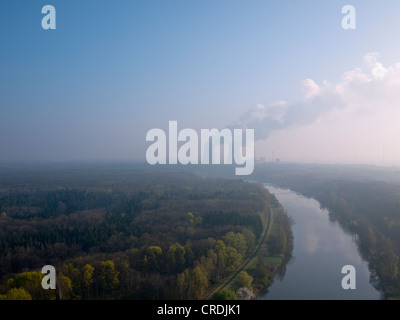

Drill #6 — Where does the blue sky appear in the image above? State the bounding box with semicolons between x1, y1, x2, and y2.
1;1;400;164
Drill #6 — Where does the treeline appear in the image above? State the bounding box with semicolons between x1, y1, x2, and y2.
1;230;255;300
314;182;400;298
268;194;294;259
0;169;271;299
253;198;294;297
254;163;400;299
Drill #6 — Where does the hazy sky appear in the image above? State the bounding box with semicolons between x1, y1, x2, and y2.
2;0;400;166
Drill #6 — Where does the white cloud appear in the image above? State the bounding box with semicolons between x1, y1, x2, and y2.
234;53;400;164
363;52;388;78
300;79;320;99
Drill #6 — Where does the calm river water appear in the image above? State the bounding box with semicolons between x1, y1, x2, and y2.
259;184;381;300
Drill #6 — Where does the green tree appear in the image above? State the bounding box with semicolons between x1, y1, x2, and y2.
188;212;194;225
215;240;227;280
56;274;72;300
166;243;186;273
194;216;203;226
174;243;186;272
190;266;208;299
7;271;55;300
166;245;176;273
176;269;190;299
234;271;253;291
184;244;194;267
82;264;94;299
145;246;163;272
269;227;287;255
98;260;119;297
224;232;247;256
375;239;399;283
64;263;82;299
241;228;256;252
199;255;215;283
225;247;242;273
357;219;377;251
0;288;32;300
211;289;238;300
253;257;271;286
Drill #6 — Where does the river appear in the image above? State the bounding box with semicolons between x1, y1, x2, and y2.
258;184;381;300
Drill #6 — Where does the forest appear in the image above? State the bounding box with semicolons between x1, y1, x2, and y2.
253;162;400;299
0;164;276;300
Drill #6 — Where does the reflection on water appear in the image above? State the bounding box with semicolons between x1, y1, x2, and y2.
259;185;381;300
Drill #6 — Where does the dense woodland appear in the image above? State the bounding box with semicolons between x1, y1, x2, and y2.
254;163;400;299
0;164;273;300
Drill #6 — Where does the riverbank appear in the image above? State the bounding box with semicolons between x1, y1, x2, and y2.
247;203;294;299
205;192;294;300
